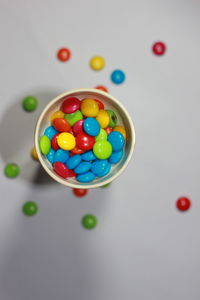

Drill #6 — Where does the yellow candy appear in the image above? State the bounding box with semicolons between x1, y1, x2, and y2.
96;110;110;128
81;98;99;117
89;56;105;71
50;110;64;121
113;125;127;139
31;146;39;161
57;132;76;150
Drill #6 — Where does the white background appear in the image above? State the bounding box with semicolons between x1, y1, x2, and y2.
0;0;200;299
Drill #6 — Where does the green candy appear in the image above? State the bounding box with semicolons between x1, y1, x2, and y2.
93;140;112;159
64;110;83;126
95;128;107;142
4;163;20;178
106;109;118;128
22;96;38;112
39;135;51;155
82;214;97;230
102;182;111;188
23;201;38;216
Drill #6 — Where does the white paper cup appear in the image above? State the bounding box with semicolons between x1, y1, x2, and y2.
35;88;135;189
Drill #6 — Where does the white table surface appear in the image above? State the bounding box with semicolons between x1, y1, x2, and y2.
0;0;200;299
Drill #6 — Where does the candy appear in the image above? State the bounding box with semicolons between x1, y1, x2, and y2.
74;162;91;174
95;85;108;92
152;41;166;56
95;99;104;110
82;214;97;229
39;136;51;155
71;146;85;154
109;150;123;164
4;163;20;178
76;132;95;150
76;172;95;183
68;169;76;177
106;109;118;128
83;117;100;136
111;69;125;84
72;119;84;136
22;96;38;112
66;154;81;169
105;127;113;135
176;197;191;211
93;140;112;159
22;202;38;216
57;48;71;62
46;148;55;163
95;128;107;141
90;56;105;71
113;125;126;139
31;146;39;160
57;132;76;150
53;149;69;163
91;160;111;177
73;188;88;197
44;126;58;140
107;131;125;151
52;118;71;132
102;182;111;188
61;97;81;114
81;150;96;161
96;109;110;128
54;161;70;178
50;110;64;121
64;110;83;126
51;133;59;150
81;99;99;117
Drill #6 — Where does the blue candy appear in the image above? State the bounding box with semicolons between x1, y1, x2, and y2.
76;172;95;183
66;155;81;169
54;149;69;163
109;150;123;164
107;131;125;151
44;126;58;140
46;148;55;163
111;69;126;85
91;159;111;177
74;162;91;174
81;150;96;161
83;117;100;136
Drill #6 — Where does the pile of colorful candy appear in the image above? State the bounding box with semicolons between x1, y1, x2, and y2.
39;96;127;183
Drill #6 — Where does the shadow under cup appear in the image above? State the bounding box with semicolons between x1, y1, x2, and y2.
35;89;135;189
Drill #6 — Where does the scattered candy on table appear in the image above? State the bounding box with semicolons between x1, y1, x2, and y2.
176;197;191;211
82;214;97;229
90;56;105;71
4;163;20;178
152;41;166;56
22;96;38;112
38;94;127;183
57;48;71;62
31;146;39;161
111;69;126;84
73;188;88;197
22;201;38;216
95;85;108;93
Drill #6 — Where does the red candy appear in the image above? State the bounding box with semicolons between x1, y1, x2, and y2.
71;146;85;154
57;48;71;62
152;41;166;56
54;162;70;178
68;169;76;177
95;85;108;93
61;97;81;114
52;118;71;132
72;119;84;136
176;197;191;211
95;99;104;110
105;127;112;134
73;188;88;197
76;132;95;150
51;133;59;150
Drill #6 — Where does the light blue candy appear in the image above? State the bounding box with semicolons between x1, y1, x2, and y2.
83;117;100;136
111;69;126;85
46;148;55;163
54;149;69;163
107;131;125;151
74;162;91;174
81;150;96;161
109;150;123;164
44;126;58;140
76;171;95;183
66;155;81;169
91;159;111;177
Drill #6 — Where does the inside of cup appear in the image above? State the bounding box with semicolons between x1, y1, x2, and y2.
36;89;134;188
